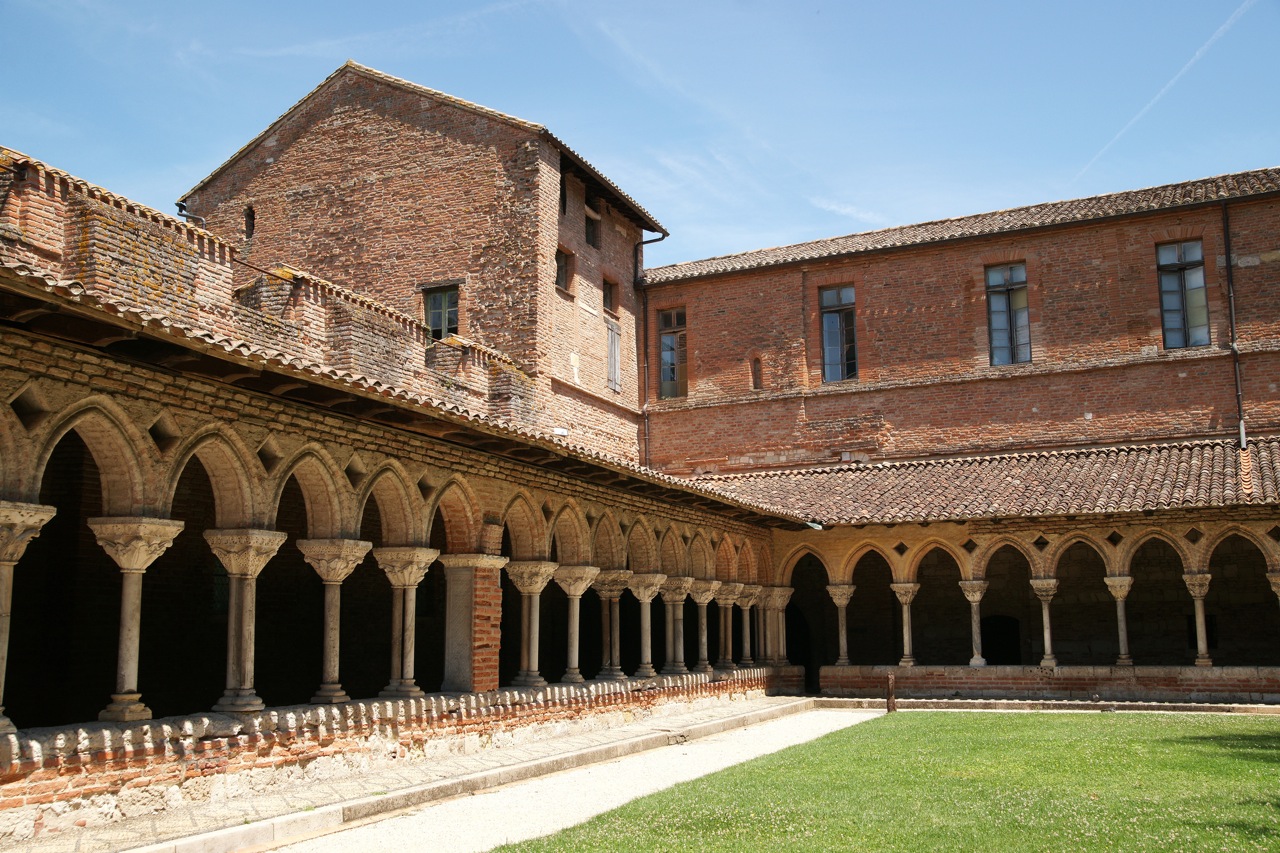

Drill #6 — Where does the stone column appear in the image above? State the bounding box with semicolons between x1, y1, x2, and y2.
592;569;632;680
374;547;439;698
88;517;185;722
739;584;762;665
629;573;667;678
297;538;373;703
959;580;989;667
554;565;600;683
1030;578;1059;668
714;582;743;669
0;502;56;733
659;576;693;674
890;582;920;667
773;587;794;663
1104;576;1134;666
688;580;721;673
826;584;856;666
1183;573;1213;667
437;554;508;693
506;561;559;688
205;529;287;713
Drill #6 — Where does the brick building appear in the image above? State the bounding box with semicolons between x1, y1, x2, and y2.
1;61;1278;836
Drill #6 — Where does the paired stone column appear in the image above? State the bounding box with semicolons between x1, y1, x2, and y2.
688;580;721;673
659;576;693;674
0;501;56;733
767;587;793;663
554;565;600;683
890;582;919;666
1104;575;1134;665
88;517;185;722
1030;578;1059;667
297;538;373;703
592;569;632;680
206;529;287;713
506;561;559;688
374;547;439;698
1183;573;1213;667
714;582;743;669
959;580;989;667
629;573;667;678
738;584;762;665
437;553;508;693
826;584;856;666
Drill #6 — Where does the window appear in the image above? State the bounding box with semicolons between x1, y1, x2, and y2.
1158;240;1209;348
555;249;573;293
820;286;857;381
602;278;618;314
986;263;1030;365
559;178;567;216
585;196;601;248
243;206;255;240
423;286;458;340
658;308;687;398
606;320;621;393
750;357;763;391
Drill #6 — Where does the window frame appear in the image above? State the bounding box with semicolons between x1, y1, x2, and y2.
657;307;688;399
1157;239;1209;349
421;283;459;341
584;195;602;248
606;319;621;393
555;248;575;294
985;262;1031;366
819;285;857;382
602;277;619;316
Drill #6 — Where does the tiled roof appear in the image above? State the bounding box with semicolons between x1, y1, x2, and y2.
643;168;1280;284
695;438;1280;526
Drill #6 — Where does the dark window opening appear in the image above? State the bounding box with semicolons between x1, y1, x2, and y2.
559;178;567;216
243;206;255;240
585;196;601;248
750;357;763;390
658;307;687;398
555;249;573;293
820;285;856;381
603;278;618;314
423;286;459;340
986;263;1030;365
1158;240;1209;348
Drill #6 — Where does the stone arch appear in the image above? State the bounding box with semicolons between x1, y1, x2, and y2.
714;536;737;581
755;542;775;585
357;462;420;546
502;492;547;560
688;532;714;580
1119;529;1192;574
787;551;834;694
1206;530;1280;665
166;426;257;529
658;527;687;576
621;515;656;573
778;544;831;586
34;398;149;516
738;541;758;585
840;542;897;585
549;499;591;565
269;447;345;538
1045;533;1113;576
972;536;1038;580
911;543;969;665
428;476;481;553
905;539;968;582
1203;524;1280;573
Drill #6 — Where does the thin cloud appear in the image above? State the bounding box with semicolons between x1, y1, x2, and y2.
809;197;889;227
1075;0;1258;181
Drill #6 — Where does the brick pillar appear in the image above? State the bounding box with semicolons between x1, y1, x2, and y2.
297;538;373;703
959;580;989;667
0;502;56;734
437;554;508;693
827;584;855;666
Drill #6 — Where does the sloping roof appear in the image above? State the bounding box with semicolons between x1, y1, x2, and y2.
695;437;1280;526
643;167;1280;284
180;61;665;234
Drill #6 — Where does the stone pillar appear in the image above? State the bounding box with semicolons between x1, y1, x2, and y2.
1183;573;1213;667
88;517;185;722
629;573;667;678
437;554;508;693
1030;578;1059;668
714;582;743;669
592;569;632;680
0;502;56;733
554;565;600;683
297;538;373;703
660;576;693;674
826;584;856;666
890;582;920;667
959;580;989;667
1104;576;1134;666
739;584;762;665
688;580;721;673
506;561;559;688
205;529;287;713
374;547;439;698
773;587;794;663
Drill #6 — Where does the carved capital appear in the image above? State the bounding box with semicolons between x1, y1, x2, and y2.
1182;572;1212;600
436;553;508;573
506;560;558;594
688;579;721;606
958;580;989;604
554;564;600;597
88;517;184;573
373;546;439;588
628;572;667;602
592;568;634;599
1030;578;1059;602
0;501;56;564
738;583;763;608
714;582;744;605
204;529;288;579
1104;575;1134;601
297;538;373;584
659;575;694;603
890;582;920;606
826;584;856;608
771;586;794;609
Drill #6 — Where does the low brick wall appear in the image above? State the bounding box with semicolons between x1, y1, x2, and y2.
819;664;1280;704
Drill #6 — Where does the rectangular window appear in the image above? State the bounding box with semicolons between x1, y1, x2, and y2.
1158;240;1209;348
423;286;459;340
658;307;687;398
820;285;856;382
555;249;573;293
986;263;1030;365
602;278;618;314
606;320;621;393
585;196;601;248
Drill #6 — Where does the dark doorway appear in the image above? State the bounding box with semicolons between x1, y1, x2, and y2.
981;615;1022;665
787;554;834;694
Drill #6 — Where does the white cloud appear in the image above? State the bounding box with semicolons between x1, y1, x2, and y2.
808;197;889;226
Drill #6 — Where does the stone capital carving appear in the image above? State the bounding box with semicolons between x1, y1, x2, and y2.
714;582;744;605
688;579;721;605
628;572;667;603
373;546;439;588
826;584;856;608
660;575;694;603
204;529;288;578
738;583;763;608
958;580;989;604
554;564;600;597
0;501;56;564
1030;578;1059;602
437;553;509;573
1182;572;1212;600
297;538;373;584
505;560;558;594
771;586;794;609
890;582;920;606
1104;575;1134;601
1268;572;1280;599
88;517;185;573
592;568;634;599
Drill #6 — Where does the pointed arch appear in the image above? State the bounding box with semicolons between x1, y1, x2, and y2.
269;446;345;538
837;542;896;584
755;542;776;585
972;536;1038;580
714;536;738;581
166;425;257;528
688;532;714;579
1045;532;1112;576
659;527;688;576
905;539;967;583
503;491;547;560
591;510;627;570
34;398;149;515
358;461;420;546
1204;524;1280;573
428;475;481;553
1119;528;1192;574
623;516;657;574
738;540;758;584
549;499;590;565
778;543;831;586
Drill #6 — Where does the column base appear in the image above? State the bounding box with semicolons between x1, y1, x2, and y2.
1115;655;1134;666
898;656;915;667
835;657;850;667
662;663;688;675
213;690;265;714
634;664;657;678
311;684;351;704
379;681;426;699
740;657;755;666
0;709;14;735
692;661;714;674
969;656;986;667
512;671;547;688
561;669;585;684
1039;656;1058;668
99;693;152;722
1195;655;1213;667
715;662;737;672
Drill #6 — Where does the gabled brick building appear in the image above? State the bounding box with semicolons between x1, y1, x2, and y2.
1;62;1279;838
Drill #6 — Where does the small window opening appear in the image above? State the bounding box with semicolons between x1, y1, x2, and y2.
555;249;574;293
750;358;763;390
244;206;256;240
585;196;601;248
603;278;618;314
559;178;567;216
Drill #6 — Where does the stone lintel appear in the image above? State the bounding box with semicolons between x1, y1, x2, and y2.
437;553;509;572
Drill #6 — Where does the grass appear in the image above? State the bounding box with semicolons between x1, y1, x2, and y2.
499;711;1280;852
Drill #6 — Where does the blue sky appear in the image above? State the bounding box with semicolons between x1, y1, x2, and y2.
4;0;1276;268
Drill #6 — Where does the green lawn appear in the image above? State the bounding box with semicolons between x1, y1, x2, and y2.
500;711;1280;852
